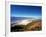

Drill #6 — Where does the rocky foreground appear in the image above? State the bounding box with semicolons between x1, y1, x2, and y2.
11;20;42;32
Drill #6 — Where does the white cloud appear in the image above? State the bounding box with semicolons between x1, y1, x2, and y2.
11;19;32;27
16;19;32;25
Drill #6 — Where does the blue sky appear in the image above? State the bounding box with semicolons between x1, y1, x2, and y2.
11;5;42;17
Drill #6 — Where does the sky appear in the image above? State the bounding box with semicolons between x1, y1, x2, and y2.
11;5;42;17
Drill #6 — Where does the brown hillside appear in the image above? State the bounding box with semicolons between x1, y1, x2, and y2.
25;20;42;31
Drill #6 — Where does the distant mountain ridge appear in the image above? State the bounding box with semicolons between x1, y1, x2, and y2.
11;17;41;22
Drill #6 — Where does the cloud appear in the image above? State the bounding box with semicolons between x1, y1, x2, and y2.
16;19;32;25
11;19;32;27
